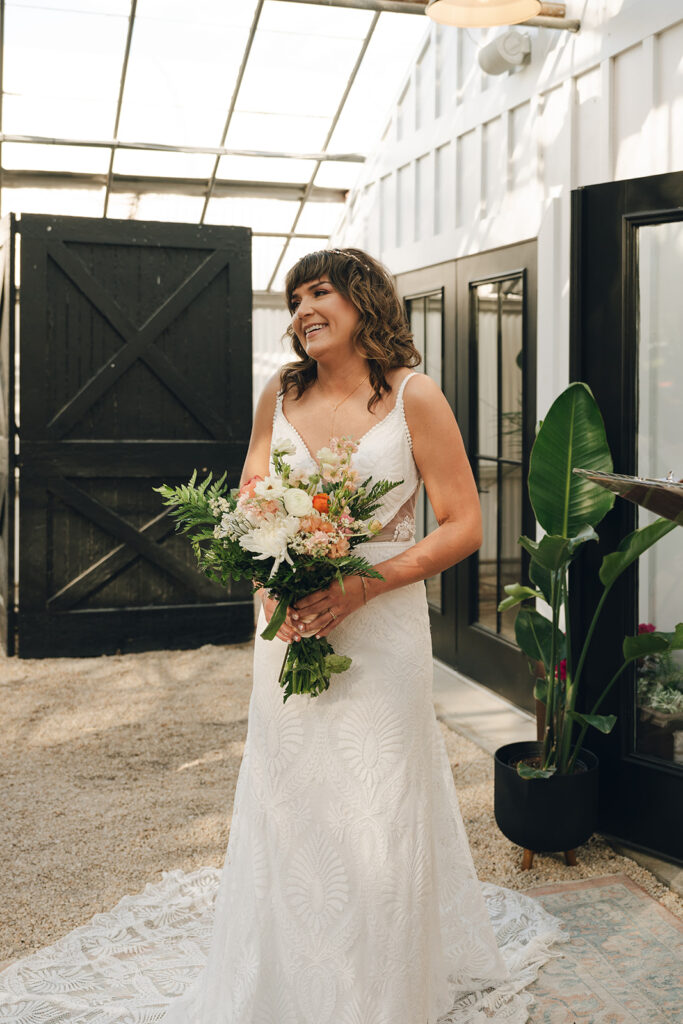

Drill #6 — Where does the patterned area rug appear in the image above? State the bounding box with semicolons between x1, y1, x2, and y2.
524;874;683;1023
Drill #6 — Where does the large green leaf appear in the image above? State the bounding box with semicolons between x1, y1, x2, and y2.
515;609;566;671
497;583;539;613
567;710;617;734
623;622;683;660
520;526;598;572
599;517;677;589
528;383;614;537
529;557;553;604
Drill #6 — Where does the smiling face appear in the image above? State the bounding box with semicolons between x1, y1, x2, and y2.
290;278;361;360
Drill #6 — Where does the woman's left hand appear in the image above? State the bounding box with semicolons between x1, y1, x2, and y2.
291;576;366;638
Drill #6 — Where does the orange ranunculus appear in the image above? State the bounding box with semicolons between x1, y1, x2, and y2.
312;493;330;514
238;475;263;498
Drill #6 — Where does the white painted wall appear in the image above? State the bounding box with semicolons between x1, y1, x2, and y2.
330;0;683;421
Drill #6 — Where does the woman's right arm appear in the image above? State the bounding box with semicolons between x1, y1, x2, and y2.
239;373;280;487
240;373;301;644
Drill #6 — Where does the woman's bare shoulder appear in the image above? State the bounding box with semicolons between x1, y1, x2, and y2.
400;371;445;404
401;372;455;434
254;371;282;419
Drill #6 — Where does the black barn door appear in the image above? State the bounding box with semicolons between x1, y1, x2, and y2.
571;171;683;862
16;215;253;657
0;215;16;655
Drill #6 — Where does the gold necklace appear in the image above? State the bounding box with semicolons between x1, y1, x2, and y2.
320;372;370;437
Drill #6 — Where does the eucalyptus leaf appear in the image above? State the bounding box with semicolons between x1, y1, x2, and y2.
566;710;617;734
528;382;614;537
600;517;678;589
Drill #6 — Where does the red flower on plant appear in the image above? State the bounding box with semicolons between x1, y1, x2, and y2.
638;622;656;634
554;658;567;682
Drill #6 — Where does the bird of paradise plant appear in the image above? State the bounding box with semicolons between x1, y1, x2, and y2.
499;382;682;778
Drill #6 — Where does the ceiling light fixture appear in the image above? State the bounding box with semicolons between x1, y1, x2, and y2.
426;0;541;28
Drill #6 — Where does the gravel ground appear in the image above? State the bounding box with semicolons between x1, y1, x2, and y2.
2;641;681;965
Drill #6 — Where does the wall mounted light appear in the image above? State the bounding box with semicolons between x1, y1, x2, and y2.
478;29;531;74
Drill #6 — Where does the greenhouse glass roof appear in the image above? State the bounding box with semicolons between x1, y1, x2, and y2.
0;0;428;291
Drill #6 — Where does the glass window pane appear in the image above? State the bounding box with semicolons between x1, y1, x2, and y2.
328;15;429;154
500;276;524;461
2;142;111;174
477;459;498;632
295;202;347;236
204;197;299;233
237;31;364;119
474;281;498;457
408;296;425;372
252;237;288;292
3;6;126;136
2;186;105;218
635;219;683;765
271;237;330;291
425;291;443;383
409;292;443;613
106;192;204;222
116;5;248;147
219;155;317;186
227;112;332;154
257;2;373;37
112;149;215;179
499;463;523;641
313;162;363;190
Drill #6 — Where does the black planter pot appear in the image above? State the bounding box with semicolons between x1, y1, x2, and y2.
494;740;599;854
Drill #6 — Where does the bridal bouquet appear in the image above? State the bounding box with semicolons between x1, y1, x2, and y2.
155;437;400;702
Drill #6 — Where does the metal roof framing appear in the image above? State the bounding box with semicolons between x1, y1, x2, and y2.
1;169;347;204
0;0;426;290
103;0;138;217
200;0;265;224
266;10;381;290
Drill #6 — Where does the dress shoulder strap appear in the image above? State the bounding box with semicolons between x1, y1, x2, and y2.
272;390;284;430
394;372;419;453
395;371;418;406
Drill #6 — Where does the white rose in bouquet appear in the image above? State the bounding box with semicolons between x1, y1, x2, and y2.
283;488;314;517
254;476;287;500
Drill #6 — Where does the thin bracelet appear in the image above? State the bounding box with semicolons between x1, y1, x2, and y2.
360;577;368;605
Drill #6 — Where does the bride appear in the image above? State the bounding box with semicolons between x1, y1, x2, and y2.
0;247;565;1024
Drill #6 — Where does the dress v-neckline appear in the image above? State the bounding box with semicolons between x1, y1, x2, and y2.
278;400;400;468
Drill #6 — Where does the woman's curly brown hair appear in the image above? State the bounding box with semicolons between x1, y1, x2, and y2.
281;247;421;411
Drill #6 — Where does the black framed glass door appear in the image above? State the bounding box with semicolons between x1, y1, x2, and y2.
397;262;457;666
570;170;683;862
455;242;537;712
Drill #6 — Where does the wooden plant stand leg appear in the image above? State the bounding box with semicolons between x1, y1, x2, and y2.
522;848;535;870
564;849;577;866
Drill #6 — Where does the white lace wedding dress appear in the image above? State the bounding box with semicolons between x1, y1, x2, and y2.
0;374;567;1024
